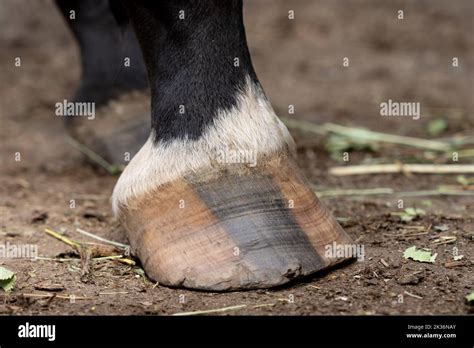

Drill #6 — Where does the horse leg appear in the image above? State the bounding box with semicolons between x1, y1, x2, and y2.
55;0;149;166
113;0;354;290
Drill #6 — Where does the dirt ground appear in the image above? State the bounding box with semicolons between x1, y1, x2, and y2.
0;0;473;315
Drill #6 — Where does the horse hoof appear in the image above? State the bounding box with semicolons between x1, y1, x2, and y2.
114;153;354;291
66;92;150;168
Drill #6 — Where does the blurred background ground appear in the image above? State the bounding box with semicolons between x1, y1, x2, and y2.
0;0;472;315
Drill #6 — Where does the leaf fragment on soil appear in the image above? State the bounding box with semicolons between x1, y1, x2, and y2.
325;133;379;161
426;119;447;137
391;208;426;222
456;175;474;186
0;266;16;292
403;246;437;263
465;292;474;304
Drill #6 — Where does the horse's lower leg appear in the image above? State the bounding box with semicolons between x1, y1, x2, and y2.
55;0;150;166
114;0;354;290
55;0;147;104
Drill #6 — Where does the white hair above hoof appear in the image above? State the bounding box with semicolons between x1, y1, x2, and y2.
112;78;295;216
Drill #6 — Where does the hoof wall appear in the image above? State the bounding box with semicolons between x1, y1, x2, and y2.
118;156;354;290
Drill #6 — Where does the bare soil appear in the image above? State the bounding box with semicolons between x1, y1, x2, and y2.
0;0;473;315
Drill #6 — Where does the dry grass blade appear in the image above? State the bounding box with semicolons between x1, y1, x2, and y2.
35;257;80;262
323;122;451;152
94;255;136;265
251;303;276;309
315;187;474;198
316;188;394;197
43;228;135;270
76;228;129;249
65;135;122;175
99;291;128;295
44;228;81;251
329;164;474;176
431;236;457;245
281;117;452;151
394;189;474;197
281;117;327;135
404;290;423;299
116;258;136;265
172;304;247;316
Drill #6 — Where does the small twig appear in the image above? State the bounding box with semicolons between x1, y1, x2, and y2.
45;293;57;307
307;285;322;290
18;293;93;300
35;255;135;265
404;290;423;300
444;261;466;268
403;232;429;237
329;164;474;176
80;248;93;278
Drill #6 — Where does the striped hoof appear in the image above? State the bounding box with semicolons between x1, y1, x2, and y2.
67;92;150;167
114;154;354;290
